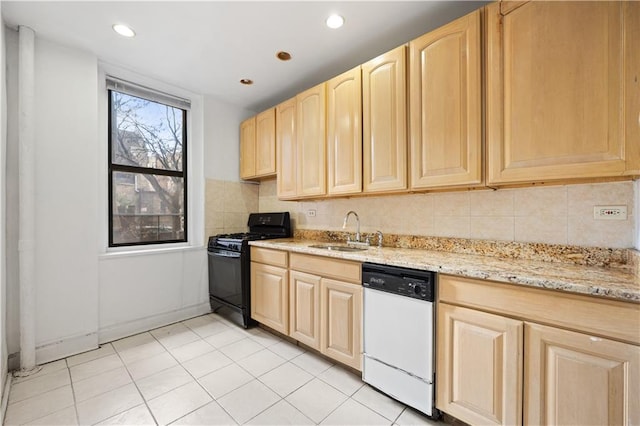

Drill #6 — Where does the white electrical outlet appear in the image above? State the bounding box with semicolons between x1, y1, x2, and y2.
593;205;627;220
307;209;316;217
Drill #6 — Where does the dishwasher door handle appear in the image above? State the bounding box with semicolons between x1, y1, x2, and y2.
363;354;432;384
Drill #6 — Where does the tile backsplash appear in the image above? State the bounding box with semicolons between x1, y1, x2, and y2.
257;180;636;249
205;179;259;238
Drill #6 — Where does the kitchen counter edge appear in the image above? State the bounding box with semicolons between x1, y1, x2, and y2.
249;239;640;303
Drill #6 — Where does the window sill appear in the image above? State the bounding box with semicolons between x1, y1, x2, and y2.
99;243;205;260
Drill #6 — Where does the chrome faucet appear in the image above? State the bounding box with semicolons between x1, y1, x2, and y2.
342;211;361;243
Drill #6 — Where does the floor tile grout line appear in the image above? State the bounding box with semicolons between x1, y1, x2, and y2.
165;317;254;426
66;360;83;426
8;360;65;386
318;395;388;426
13;366;77;426
6;313;439;426
265;398;315;426
111;320;220;424
71;363;127;389
168;317;307;425
6;369;71;407
66;343;116;369
394;407;408;425
112;341;161;426
237;394;285;425
246;354;355;425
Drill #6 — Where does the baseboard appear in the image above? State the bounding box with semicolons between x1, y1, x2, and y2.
36;332;99;365
98;303;211;344
0;373;11;426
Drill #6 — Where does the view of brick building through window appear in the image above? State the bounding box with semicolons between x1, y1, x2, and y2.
109;91;186;246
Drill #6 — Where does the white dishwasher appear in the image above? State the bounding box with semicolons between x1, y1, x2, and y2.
362;262;437;418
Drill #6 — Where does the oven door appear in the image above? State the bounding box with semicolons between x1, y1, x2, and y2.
208;248;244;308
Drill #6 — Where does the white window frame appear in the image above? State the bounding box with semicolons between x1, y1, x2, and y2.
98;63;204;254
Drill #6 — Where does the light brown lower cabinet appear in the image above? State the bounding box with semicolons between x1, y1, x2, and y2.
320;278;362;370
251;248;362;370
250;248;289;335
437;274;639;426
290;253;362;371
437;303;523;426
289;270;321;350
524;322;639;426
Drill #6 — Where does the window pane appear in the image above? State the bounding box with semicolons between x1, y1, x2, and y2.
111;91;183;172
112;172;185;245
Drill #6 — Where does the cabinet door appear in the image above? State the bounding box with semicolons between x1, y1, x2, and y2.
296;83;326;197
362;45;408;193
250;262;288;334
327;66;362;195
525;322;640;426
255;108;276;177
409;10;482;189
437;303;523;426
486;2;631;184
240;116;256;179
320;278;362;371
276;98;297;199
289;270;321;350
625;2;640;176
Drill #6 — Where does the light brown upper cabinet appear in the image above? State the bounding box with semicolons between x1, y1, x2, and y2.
240;109;276;180
276;98;297;199
255;109;277;177
296;83;327;198
625;2;640;176
327;66;363;196
239;116;256;179
362;45;408;193
486;1;640;185
409;10;482;190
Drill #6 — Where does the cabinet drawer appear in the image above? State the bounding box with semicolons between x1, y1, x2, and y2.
438;274;640;345
290;253;361;284
251;247;288;268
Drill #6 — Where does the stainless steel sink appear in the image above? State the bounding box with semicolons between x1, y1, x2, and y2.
308;244;368;252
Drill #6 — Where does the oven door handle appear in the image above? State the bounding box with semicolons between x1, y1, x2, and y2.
207;248;242;258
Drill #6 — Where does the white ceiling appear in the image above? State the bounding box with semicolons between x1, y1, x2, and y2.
2;1;488;112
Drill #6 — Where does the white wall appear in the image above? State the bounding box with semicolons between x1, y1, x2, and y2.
98;248;207;343
96;66;209;344
1;2;9;394
2;33;210;364
4;26;18;369
30;38;100;362
203;96;254;181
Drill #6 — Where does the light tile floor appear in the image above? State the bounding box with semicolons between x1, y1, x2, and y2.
3;313;443;425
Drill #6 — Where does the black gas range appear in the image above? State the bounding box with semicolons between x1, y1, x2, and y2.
207;212;291;328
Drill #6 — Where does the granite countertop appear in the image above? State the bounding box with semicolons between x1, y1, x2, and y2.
250;239;640;303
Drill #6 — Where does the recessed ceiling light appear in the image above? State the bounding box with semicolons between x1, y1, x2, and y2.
326;14;344;29
276;51;292;61
112;24;136;38
240;79;254;85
